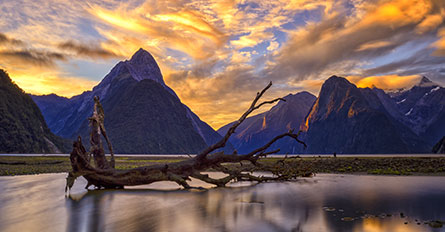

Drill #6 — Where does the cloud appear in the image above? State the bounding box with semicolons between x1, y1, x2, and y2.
88;2;229;60
362;48;445;76
264;0;445;84
346;74;421;90
165;61;299;129
287;79;325;95
267;41;280;51
57;41;121;59
0;49;66;67
356;40;392;51
433;27;445;56
10;70;98;97
0;33;24;45
416;12;444;34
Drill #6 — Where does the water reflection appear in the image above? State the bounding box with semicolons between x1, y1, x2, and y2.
0;174;444;232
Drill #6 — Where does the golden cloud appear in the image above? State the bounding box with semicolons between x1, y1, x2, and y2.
8;69;97;97
88;2;228;60
346;74;421;90
359;0;432;27
416;12;444;34
356;40;392;51
433;27;445;56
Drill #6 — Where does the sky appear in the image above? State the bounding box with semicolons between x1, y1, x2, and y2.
1;0;445;129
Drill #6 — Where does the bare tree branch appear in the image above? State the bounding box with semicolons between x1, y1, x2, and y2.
66;81;308;191
196;81;285;160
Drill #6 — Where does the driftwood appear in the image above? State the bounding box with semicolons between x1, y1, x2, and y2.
66;82;307;191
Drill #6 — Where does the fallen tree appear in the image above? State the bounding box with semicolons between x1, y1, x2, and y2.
66;82;308;191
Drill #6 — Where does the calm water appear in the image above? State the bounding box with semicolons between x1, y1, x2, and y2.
0;173;444;232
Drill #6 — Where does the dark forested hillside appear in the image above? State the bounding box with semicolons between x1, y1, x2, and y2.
0;70;67;153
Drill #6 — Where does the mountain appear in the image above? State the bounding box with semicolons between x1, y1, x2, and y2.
390;77;445;144
33;48;233;154
0;70;67;153
303;76;429;154
217;92;316;154
217;75;443;154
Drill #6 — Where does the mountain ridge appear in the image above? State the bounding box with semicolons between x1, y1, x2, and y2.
218;75;442;154
0;70;68;153
32;48;233;154
302;75;429;154
217;91;316;154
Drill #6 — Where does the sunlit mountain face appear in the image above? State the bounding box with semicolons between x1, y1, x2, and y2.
1;0;445;129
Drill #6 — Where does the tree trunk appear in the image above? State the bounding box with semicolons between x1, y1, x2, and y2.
66;82;307;191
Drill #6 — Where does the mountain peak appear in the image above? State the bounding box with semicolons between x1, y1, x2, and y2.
94;48;166;96
282;91;315;101
420;76;432;84
126;48;164;83
325;75;349;84
323;75;355;90
130;48;156;63
417;76;438;88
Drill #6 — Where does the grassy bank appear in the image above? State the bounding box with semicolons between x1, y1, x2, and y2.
1;156;445;176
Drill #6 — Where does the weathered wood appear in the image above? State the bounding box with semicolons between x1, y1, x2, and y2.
66;82;308;191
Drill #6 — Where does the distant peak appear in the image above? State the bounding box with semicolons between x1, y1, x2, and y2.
297;91;316;97
417;76;438;88
420;76;432;84
324;75;353;86
283;91;316;100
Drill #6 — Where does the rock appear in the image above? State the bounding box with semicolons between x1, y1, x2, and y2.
322;207;336;212
341;217;354;221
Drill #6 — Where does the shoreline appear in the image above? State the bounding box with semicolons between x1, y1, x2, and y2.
1;155;445;176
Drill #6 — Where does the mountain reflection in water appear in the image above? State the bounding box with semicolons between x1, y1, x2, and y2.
1;173;444;232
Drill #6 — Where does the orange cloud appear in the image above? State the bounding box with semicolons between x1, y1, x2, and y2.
360;0;432;27
347;75;421;90
9;70;97;97
433;27;445;56
88;2;228;60
416;12;444;34
356;40;392;51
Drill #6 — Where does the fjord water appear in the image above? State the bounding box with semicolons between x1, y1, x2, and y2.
0;174;444;232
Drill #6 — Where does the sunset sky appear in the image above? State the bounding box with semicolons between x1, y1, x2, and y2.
1;0;445;129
